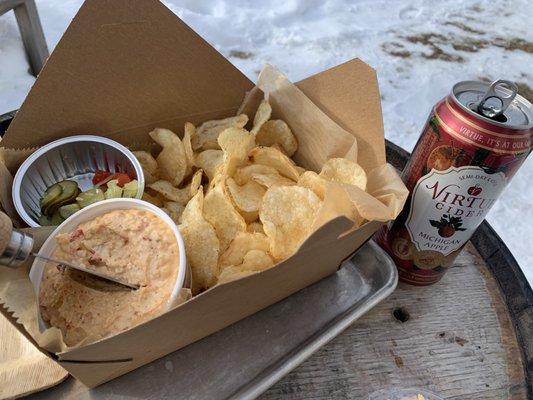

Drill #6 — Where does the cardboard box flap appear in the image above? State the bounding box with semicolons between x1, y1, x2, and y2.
1;0;253;150
296;59;386;171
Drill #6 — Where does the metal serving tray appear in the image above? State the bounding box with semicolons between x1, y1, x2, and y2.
29;240;397;400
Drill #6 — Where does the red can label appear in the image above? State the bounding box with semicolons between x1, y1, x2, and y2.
378;96;531;285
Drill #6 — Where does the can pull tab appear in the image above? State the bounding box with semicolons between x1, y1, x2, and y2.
477;80;518;119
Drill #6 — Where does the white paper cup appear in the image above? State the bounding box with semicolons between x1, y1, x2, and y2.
29;198;187;332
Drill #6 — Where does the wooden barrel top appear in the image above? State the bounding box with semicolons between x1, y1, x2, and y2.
1;113;531;399
260;140;533;399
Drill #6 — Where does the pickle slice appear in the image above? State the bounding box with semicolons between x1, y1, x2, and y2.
122;180;139;198
43;180;80;216
50;210;65;226
40;183;63;215
59;203;81;219
76;188;105;208
38;214;53;226
39;211;64;226
105;179;123;199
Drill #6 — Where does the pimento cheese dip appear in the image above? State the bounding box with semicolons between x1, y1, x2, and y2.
39;209;179;346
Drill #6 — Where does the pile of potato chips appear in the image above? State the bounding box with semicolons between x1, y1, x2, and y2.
134;99;367;293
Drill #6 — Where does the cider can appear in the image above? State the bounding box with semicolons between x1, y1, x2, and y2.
376;80;532;285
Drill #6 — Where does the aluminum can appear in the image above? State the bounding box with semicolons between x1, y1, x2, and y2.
376;80;532;285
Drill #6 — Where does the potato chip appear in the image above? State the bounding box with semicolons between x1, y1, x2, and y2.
198;114;249;134
141;191;164;207
247;221;264;234
241;250;274;271
180;190;220;291
249;146;300;181
251;173;296;189
232;162;295;189
192;114;249;151
133;151;159;184
189;169;203;195
180;187;202;226
217;267;255;284
144;170;158;185
183;122;196;170
294;165;306;175
148;178;196;205
218;127;255;176
319;158;367;191
162;201;185;224
219;232;270;268
206;169;225;193
226;178;265;213
260;186;321;260
140;169;158;185
203;180;247;251
233;164;278;185
149;128;187;186
217;250;274;284
148;180;185;203
195;149;223;181
133;150;158;174
251;99;272;135
270;143;285;153
297;171;327;200
240;210;259;224
233;163;294;189
240;249;274;271
256;120;298;156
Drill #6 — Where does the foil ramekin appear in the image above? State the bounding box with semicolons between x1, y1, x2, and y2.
12;135;145;227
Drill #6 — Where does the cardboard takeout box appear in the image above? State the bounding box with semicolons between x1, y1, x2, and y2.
0;0;407;387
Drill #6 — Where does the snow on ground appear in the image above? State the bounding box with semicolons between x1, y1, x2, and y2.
1;0;532;284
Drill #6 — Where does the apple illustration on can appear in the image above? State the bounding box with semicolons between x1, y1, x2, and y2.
467;185;482;196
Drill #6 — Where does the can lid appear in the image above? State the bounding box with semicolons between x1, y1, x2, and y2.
452;80;533;128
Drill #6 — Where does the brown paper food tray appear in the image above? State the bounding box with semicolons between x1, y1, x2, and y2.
0;0;389;387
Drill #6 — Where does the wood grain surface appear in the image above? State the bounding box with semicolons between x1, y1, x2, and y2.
261;242;528;399
0;313;67;400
